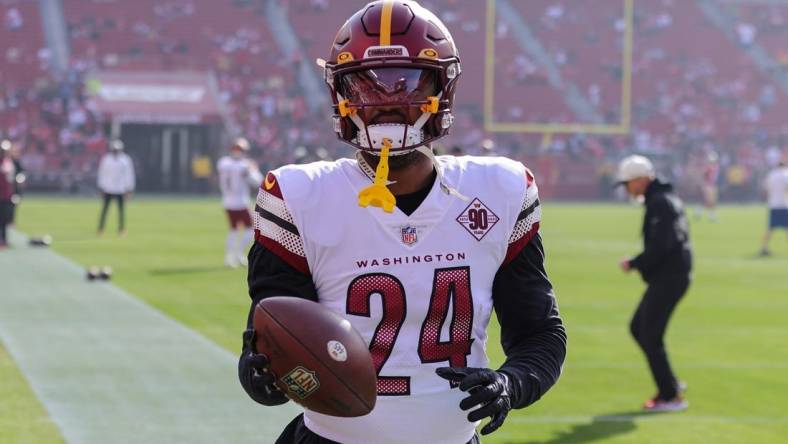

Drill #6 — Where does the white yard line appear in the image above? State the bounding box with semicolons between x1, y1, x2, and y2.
0;231;299;444
565;363;788;369
509;415;788;425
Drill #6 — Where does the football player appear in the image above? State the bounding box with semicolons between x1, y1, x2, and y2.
217;137;262;268
238;2;566;443
0;140;15;248
697;151;720;222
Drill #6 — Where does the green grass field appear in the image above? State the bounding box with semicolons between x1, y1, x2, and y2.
4;196;788;443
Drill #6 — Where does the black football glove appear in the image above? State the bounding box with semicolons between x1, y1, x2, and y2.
436;367;514;435
238;328;289;406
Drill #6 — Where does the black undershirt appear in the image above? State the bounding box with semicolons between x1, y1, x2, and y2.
395;170;437;216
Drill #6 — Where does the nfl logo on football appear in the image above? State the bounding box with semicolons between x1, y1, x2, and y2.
401;226;418;245
281;366;320;399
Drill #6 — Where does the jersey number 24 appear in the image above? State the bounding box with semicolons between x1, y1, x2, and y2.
347;266;473;396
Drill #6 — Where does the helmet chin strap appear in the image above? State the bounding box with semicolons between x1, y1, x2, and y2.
415;145;468;202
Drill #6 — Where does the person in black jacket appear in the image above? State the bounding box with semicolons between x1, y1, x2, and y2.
616;155;692;412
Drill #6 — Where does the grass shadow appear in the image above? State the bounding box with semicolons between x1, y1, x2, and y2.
507;410;667;444
148;266;230;276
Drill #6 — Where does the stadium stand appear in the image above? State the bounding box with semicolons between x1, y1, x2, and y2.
0;0;785;198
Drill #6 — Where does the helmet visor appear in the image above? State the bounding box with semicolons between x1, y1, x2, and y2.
340;67;438;105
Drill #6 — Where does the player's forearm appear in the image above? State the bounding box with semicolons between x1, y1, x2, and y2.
499;314;566;409
492;234;567;408
245;242;318;329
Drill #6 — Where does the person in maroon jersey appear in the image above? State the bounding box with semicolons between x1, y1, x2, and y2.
697;151;720;222
0;140;16;248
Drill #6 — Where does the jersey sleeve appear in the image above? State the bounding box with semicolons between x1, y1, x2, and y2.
253;171;310;275
503;167;541;266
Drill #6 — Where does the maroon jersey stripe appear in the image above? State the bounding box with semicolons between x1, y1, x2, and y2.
503;221;540;266
255;230;310;275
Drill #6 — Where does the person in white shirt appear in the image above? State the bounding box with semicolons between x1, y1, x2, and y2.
217;137;262;267
760;161;788;256
97;139;135;236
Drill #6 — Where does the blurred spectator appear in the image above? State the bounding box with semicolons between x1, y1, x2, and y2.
696;151;720;222
4;7;23;31
9;140;24;225
759;161;788;256
96;140;135;236
736;22;756;47
0;140;16;248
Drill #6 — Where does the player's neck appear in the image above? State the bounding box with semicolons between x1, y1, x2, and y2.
362;151;435;196
390;154;435;196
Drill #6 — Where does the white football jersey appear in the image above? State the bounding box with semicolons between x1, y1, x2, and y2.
217;156;263;210
764;167;788;209
254;155;541;444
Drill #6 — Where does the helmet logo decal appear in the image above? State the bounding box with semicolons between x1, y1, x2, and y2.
363;45;409;59
418;48;438;59
337;52;354;64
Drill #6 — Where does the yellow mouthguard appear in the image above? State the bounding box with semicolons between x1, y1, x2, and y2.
358;138;396;213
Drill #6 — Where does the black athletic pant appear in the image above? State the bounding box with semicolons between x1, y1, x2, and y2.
10;201;17;224
630;274;690;400
98;193;126;232
276;414;482;444
0;200;12;244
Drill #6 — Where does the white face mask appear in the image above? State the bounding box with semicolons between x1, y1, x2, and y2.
354;124;424;153
338;90;442;154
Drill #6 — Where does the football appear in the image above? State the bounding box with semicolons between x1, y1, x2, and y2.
253;297;377;417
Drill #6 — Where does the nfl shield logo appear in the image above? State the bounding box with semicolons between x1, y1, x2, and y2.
281;366;320;399
401;226;418;245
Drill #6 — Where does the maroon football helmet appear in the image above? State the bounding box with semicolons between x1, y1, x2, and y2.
322;0;462;154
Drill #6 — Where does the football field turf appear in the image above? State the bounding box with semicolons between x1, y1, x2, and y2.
0;226;297;444
3;196;787;443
